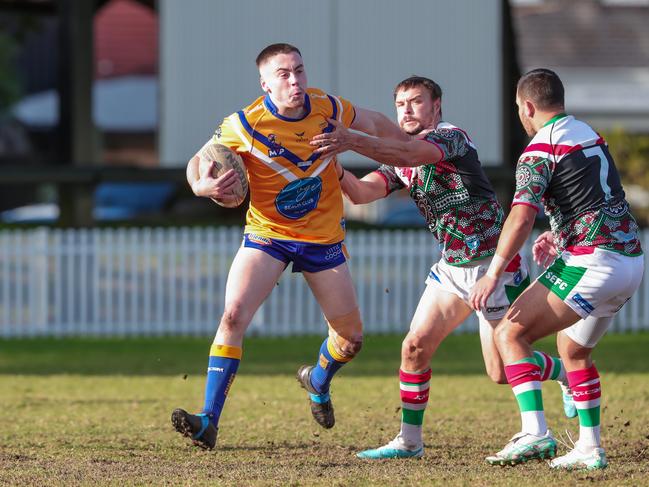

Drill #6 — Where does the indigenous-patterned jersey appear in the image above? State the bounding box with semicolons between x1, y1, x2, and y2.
512;114;642;256
213;88;356;244
375;122;503;265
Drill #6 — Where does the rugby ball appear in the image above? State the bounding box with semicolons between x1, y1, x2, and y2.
199;143;248;208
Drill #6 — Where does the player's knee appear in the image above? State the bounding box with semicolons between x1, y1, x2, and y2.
334;334;363;360
327;308;363;361
401;334;428;365
220;302;250;332
494;320;517;349
485;363;508;384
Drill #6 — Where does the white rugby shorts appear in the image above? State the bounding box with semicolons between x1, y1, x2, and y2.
537;247;644;347
425;254;530;321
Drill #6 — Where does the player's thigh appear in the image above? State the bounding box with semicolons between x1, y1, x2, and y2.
223;246;286;323
407;282;473;350
562;315;614;352
478;316;505;375
303;262;358;320
501;280;581;343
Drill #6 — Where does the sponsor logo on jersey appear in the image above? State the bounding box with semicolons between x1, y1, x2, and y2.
466;235;480;253
293;131;308;143
213;126;222;139
267;134;286;158
601;200;628;218
275;177;323;219
248;234;271;246
572;293;594;314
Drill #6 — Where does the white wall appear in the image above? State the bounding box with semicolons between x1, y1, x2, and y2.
159;0;503;166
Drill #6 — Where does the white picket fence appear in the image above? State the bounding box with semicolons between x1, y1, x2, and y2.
0;227;647;337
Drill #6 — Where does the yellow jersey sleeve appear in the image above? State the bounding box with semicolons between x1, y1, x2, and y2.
211;114;248;154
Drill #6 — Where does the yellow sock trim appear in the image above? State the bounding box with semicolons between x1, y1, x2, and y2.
210;343;242;360
326;338;352;363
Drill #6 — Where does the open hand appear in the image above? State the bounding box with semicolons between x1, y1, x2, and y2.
469;274;499;311
310;119;354;158
532;231;557;268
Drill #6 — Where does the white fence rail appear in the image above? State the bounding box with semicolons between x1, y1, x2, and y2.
0;227;647;337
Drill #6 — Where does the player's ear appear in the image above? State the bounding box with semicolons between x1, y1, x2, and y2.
433;98;441;117
260;75;270;94
525;99;535;118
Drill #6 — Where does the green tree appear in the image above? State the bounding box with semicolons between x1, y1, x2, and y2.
602;128;649;226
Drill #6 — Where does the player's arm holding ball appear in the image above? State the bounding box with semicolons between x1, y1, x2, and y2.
186;139;248;208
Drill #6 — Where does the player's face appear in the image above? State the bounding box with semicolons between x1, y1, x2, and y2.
516;93;536;136
259;52;308;113
395;87;439;135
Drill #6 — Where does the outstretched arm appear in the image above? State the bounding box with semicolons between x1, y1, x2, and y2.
335;161;388;204
312;119;443;167
351;107;409;141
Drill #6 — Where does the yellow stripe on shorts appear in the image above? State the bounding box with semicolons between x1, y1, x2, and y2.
210;343;243;360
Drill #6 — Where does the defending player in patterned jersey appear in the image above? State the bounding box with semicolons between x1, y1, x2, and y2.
311;76;574;460
470;68;644;469
171;43;408;450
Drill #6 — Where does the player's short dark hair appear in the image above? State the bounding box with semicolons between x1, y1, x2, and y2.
517;68;565;110
394;76;442;102
256;43;302;67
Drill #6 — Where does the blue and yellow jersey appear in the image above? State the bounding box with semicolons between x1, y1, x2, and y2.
213;88;355;244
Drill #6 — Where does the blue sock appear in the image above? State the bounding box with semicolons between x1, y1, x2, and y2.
201;343;241;426
309;338;348;395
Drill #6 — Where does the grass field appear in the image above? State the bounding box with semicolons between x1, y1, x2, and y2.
1;333;649;486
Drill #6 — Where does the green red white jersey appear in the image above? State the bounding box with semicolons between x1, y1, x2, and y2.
512;114;642;256
375;122;503;266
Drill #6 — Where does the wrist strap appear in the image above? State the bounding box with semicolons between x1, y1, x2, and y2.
486;254;508;279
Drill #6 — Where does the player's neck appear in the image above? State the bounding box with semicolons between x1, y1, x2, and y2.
276;105;307;119
536;109;566;131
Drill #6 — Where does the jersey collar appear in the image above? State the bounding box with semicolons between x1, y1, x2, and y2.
542;112;567;127
263;93;311;122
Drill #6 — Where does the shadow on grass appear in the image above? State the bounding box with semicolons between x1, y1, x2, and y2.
1;333;648;376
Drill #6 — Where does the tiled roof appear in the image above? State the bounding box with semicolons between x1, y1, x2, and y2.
512;0;649;67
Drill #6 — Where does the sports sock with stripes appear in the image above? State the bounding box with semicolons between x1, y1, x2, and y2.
532;350;567;384
505;357;547;436
309;337;348;395
567;365;602;448
201;343;241;427
398;368;431;449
